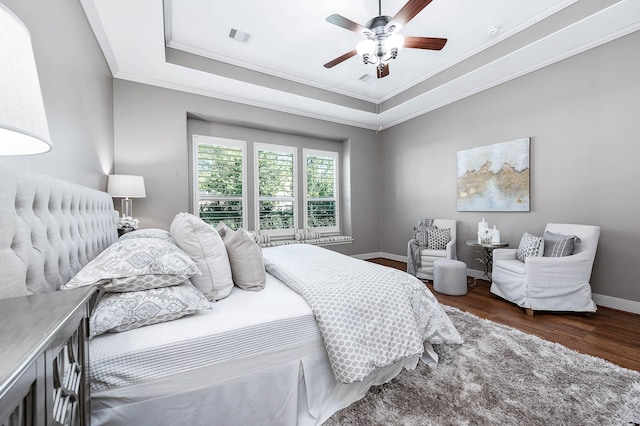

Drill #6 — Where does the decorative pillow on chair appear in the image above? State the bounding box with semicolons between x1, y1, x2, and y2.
543;231;581;257
223;227;266;291
170;213;234;301
62;238;199;291
427;228;451;250
516;232;544;262
89;280;212;337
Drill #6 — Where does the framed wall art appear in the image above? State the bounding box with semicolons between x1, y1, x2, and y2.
456;138;530;212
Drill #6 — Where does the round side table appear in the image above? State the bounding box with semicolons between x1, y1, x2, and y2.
464;240;509;283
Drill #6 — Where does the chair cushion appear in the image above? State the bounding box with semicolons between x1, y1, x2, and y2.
495;259;526;274
516;232;543;262
427;228;451;250
542;231;581;257
421;249;448;259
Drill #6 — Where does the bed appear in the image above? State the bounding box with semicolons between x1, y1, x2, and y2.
0;164;462;425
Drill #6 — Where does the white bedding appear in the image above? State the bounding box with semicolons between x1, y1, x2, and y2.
90;272;319;391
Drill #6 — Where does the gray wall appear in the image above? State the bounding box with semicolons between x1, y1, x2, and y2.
113;80;380;255
380;31;640;303
0;0;114;189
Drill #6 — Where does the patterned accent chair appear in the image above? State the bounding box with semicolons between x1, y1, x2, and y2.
490;223;600;315
410;219;457;281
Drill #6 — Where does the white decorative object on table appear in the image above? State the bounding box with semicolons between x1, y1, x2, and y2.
116;216;139;236
478;227;494;244
491;225;501;243
478;217;489;243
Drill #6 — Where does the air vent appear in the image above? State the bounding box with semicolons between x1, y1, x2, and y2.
358;74;374;82
229;28;251;43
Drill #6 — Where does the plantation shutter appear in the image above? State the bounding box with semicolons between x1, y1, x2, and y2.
195;137;245;229
305;149;339;232
256;144;296;234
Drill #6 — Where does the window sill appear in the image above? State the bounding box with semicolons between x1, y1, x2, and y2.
259;236;353;248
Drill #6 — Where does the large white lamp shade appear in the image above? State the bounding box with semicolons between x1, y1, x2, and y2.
107;175;146;218
0;4;52;155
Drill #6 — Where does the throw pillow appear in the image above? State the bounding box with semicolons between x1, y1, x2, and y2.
223;227;266;291
427;228;451;250
118;228;175;243
62;238;199;292
89;281;212;337
252;229;271;244
516;232;544;262
170;213;234;301
543;231;581;257
216;222;232;239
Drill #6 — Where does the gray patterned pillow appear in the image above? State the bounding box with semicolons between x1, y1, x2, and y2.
516;232;544;262
427;228;451;250
62;238;199;292
89;281;212;337
543;231;581;257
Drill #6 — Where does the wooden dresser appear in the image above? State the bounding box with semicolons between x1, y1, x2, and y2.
0;287;96;426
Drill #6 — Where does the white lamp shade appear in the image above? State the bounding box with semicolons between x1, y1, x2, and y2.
107;175;146;198
356;39;376;58
0;4;52;155
385;33;405;51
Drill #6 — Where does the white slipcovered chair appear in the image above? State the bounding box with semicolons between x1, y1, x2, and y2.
490;223;600;315
408;219;457;281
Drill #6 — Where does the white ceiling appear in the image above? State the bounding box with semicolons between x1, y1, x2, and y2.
81;0;640;130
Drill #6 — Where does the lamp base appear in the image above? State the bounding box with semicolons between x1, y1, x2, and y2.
121;198;133;218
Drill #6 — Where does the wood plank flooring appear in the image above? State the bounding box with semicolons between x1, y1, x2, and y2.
368;258;640;372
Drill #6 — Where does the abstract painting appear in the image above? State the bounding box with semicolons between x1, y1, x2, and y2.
456;138;530;211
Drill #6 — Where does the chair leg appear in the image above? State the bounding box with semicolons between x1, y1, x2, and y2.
525;308;534;316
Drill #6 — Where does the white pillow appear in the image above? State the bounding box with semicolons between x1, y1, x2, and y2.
170;213;234;301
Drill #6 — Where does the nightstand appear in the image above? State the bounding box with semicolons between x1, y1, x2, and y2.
0;286;97;426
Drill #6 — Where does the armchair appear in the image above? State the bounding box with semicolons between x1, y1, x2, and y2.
490;223;600;315
408;219;457;281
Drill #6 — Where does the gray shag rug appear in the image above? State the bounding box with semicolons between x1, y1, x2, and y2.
324;306;640;426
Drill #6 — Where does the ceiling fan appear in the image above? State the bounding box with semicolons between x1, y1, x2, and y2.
323;0;447;78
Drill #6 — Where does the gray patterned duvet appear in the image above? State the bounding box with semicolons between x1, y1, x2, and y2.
263;244;463;383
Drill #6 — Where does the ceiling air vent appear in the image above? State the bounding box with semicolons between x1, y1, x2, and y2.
358;74;374;83
229;28;251;43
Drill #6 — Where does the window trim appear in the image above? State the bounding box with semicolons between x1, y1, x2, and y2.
253;142;298;238
303;148;340;234
192;135;247;229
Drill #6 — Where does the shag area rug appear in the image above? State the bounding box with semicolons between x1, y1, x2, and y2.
325;306;640;426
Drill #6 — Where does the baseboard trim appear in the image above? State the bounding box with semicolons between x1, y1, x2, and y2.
592;294;640;315
354;252;640;315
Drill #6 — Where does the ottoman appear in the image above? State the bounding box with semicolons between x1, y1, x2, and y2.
433;259;467;295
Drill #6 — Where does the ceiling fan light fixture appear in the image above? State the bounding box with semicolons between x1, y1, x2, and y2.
385;33;404;53
356;39;376;62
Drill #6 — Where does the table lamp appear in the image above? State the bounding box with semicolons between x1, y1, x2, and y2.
107;175;146;218
0;4;52;155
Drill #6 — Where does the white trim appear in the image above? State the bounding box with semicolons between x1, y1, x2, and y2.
592;293;640;315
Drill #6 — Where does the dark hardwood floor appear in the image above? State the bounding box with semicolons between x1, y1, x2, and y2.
368;258;640;372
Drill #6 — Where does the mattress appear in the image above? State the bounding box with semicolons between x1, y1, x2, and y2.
90;272;320;392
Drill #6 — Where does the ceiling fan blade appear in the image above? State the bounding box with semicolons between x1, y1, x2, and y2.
324;50;357;68
326;14;368;35
404;36;447;50
389;0;433;28
377;64;390;79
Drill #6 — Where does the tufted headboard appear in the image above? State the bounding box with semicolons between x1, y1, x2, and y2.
0;164;118;299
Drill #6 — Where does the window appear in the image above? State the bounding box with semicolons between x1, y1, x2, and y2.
304;149;339;233
254;143;297;237
193;135;246;230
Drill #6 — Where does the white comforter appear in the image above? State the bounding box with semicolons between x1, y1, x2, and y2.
262;244;462;383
